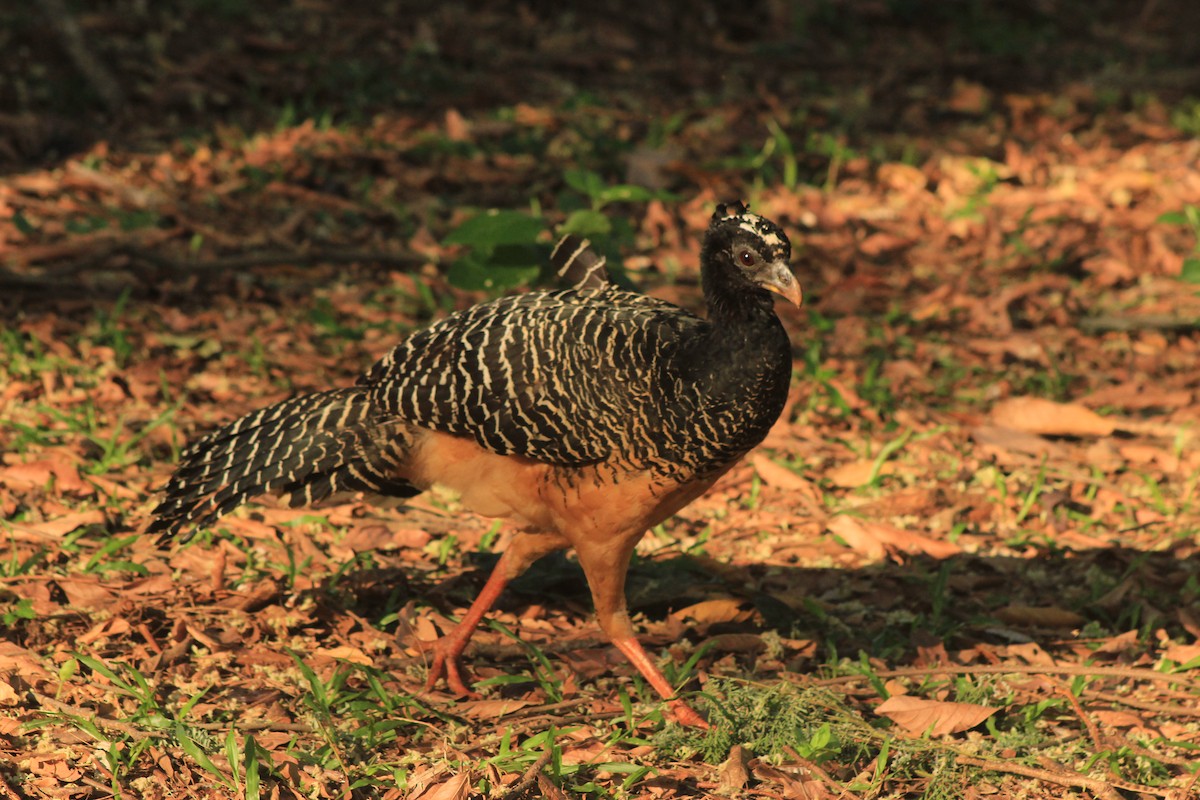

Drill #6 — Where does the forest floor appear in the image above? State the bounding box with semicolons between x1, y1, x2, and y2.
2;2;1199;798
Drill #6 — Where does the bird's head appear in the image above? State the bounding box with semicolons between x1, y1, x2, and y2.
702;202;802;309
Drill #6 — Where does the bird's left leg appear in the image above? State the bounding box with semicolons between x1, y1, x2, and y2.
422;530;566;696
574;533;711;729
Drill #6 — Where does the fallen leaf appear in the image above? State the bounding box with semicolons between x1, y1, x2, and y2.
994;604;1085;628
828;517;961;560
55;578;117;609
702;633;767;654
1092;629;1140;654
1092;710;1147;729
413;772;470;800
77;616;132;645
990;397;1115;437
671;597;749;625
876;695;998;736
453;699;533;720
314;646;373;666
970;425;1067;461
1162;643;1200;667
0;457;91;496
749;454;809;490
340;524;431;551
718;744;752;791
14;510;106;539
444;109;471;142
826;459;895;488
1002;642;1057;666
946;78;992;114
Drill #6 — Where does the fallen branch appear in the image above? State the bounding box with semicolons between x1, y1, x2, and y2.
954;754;1171;800
804;663;1199;687
0;245;430;292
31;692;165;739
500;748;554;800
1079;314;1200;334
120;245;429;276
1084;689;1200;717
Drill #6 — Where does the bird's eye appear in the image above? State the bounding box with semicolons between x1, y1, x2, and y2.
737;249;757;267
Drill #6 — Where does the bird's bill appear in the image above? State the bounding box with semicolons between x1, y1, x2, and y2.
761;262;803;307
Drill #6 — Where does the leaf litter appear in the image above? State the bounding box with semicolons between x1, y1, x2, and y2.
2;2;1200;798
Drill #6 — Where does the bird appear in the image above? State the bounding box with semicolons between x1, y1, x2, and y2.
149;202;801;728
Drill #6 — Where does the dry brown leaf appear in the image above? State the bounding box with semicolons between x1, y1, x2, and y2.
970;425;1067;461
443;109;471;142
314;646;373;666
341;524;431;551
0;457;91;496
0;678;18;706
749;454;809;490
453;698;533;720
1092;629;1140;654
412;772;470;800
877;162;927;193
751;762;830;799
1002;642;1057;666
994;604;1085;628
946;78;992;114
15;510;105;539
54;578;117;609
703;633;768;654
876;695;998;736
828;517;961;560
990;397;1115;437
1161;643;1200;667
828;515;886;559
77;616;132;645
1093;710;1148;728
1083;381;1193;411
718;744;752;791
671;597;749;626
826;459;894;488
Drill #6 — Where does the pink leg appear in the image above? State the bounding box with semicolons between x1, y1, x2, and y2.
575;535;710;729
424;561;510;696
422;531;567;696
611;635;710;728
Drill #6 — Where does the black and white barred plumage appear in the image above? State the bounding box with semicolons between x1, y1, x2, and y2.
149;203;799;540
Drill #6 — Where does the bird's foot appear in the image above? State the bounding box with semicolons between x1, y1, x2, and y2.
421;636;482;699
669;698;711;729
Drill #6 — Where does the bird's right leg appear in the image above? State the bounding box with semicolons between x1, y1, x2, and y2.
422;530;566;696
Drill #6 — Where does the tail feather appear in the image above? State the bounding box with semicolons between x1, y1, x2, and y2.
149;388;416;541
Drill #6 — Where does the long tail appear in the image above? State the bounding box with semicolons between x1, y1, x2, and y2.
148;387;417;541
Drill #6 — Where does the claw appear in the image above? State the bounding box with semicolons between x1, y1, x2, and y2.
423;636;482;698
668;698;710;729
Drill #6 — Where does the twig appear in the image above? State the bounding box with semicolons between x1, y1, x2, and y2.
30;692;164;739
119;246;429;277
0;245;430;292
954;754;1128;800
1078;314;1200;334
1051;678;1108;768
803;663;1199;687
495;711;625;737
191;719;314;733
493;699;590;719
1084;689;1200;717
500;748;554;800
